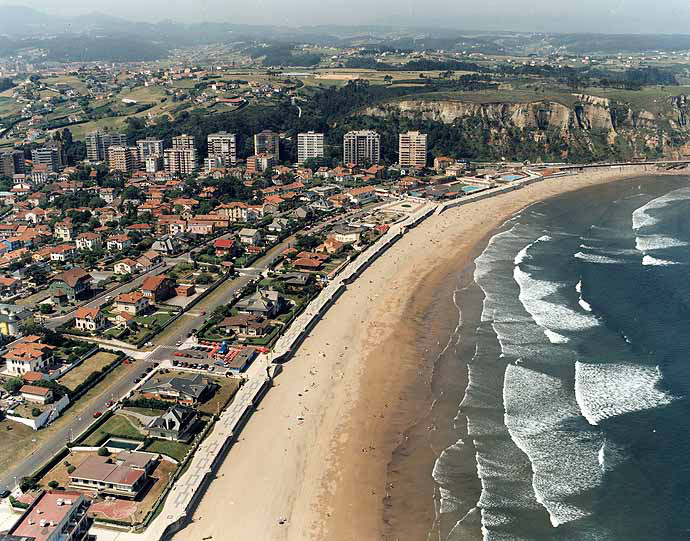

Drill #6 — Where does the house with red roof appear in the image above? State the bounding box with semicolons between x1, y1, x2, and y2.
75;306;106;332
214;238;236;257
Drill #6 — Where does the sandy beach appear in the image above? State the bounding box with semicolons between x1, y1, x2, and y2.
171;165;669;541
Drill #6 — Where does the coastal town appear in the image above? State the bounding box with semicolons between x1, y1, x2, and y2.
2;8;690;540
0;77;584;539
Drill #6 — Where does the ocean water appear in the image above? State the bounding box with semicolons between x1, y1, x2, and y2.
430;176;690;541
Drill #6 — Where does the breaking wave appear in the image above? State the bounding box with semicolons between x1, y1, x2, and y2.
574;362;675;426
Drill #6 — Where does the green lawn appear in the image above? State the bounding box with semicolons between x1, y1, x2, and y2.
142;439;192;462
82;414;145;446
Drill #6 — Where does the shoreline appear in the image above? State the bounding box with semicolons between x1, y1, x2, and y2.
171;166;682;541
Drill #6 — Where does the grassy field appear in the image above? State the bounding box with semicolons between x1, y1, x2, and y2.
143;439;192;462
40;75;89;94
67;116;129;140
57;351;119;391
0;96;22;116
388;87;581;107
198;377;242;415
579;85;690;115
82;413;145;446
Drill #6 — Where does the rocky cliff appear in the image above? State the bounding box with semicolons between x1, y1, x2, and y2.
362;93;690;160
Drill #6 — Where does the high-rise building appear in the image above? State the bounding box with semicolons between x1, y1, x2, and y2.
31;142;65;173
136;138;164;166
108;146;138;174
254;130;280;161
172;134;196;151
398;131;428;169
0;150;25;177
85;131;127;162
297;132;324;164
207;132;236;167
246;153;276;175
343;130;380;166
164;148;197;176
163;134;198;176
146;156;164;174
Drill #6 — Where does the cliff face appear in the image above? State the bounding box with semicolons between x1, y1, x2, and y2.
362;93;690;159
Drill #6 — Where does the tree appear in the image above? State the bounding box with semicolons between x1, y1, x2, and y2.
97;447;110;457
31;407;41;417
3;378;22;394
48;480;59;489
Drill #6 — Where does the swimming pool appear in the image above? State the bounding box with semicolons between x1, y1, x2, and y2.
103;438;141;451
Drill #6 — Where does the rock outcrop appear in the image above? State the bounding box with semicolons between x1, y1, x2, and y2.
361;93;690;159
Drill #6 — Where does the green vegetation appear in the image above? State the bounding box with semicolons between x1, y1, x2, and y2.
82;414;145;446
142;439;192;462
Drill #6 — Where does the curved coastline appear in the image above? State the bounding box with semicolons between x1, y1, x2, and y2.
171;165;680;541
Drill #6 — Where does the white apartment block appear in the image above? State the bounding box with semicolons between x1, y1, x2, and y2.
343;130;380;166
297;132;324;164
399;131;428;168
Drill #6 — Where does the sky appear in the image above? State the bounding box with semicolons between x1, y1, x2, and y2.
2;0;690;33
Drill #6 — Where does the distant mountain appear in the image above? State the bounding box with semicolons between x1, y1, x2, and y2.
2;4;690;62
0;5;54;35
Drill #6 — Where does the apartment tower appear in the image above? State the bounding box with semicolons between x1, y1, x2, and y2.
297;132;324;164
343;130;380;166
85;131;127;162
207;132;237;167
254;130;280;160
136;138;164;167
108;146;138;174
399;130;428;168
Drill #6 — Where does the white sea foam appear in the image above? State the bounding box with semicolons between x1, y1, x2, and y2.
544;330;570;344
575;362;675;426
514;235;551;265
574;281;593;312
635;234;688;252
439;487;460;514
503;364;603;527
642;255;679;266
632;187;690;231
514;267;599;332
578;298;593;312
574;252;625;265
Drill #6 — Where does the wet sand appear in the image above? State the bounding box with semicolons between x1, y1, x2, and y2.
172;166;667;541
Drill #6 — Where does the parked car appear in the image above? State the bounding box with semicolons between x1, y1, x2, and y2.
0;489;10;499
92;411;102;418
133;378;141;383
